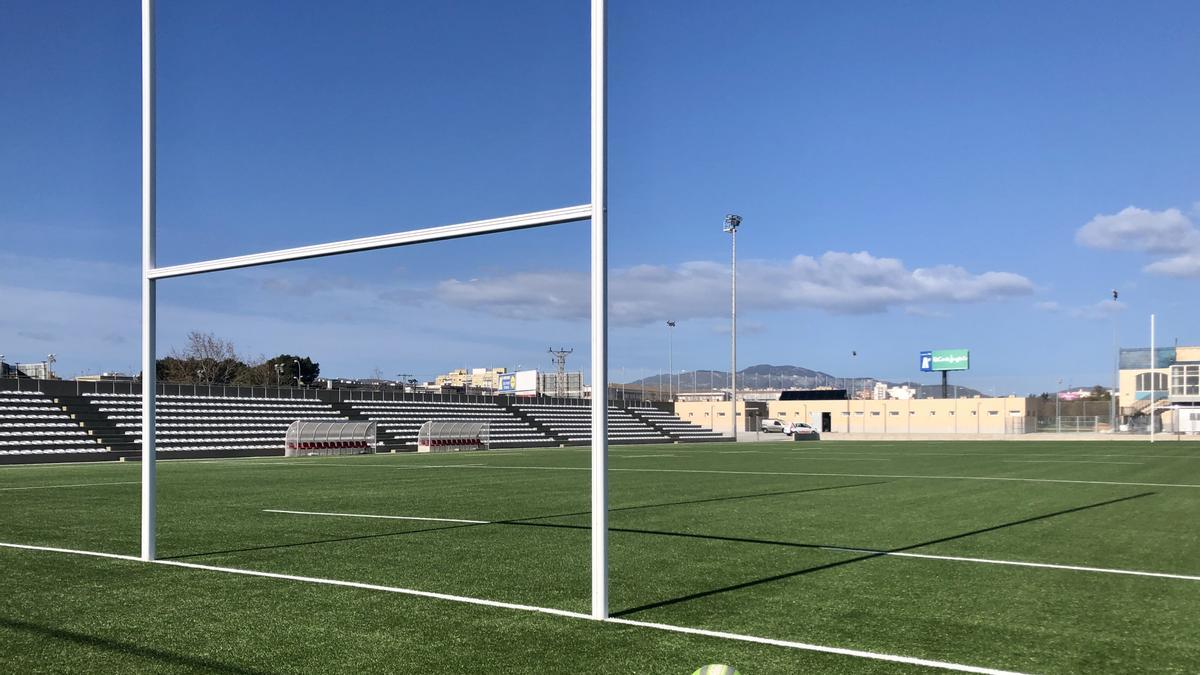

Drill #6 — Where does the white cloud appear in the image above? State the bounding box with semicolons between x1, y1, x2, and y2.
435;251;1034;325
1034;299;1126;320
1075;206;1199;253
1144;253;1200;278
1075;204;1200;277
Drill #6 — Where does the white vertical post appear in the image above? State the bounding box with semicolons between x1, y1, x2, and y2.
589;0;608;620
140;0;157;561
1150;314;1155;444
730;228;737;436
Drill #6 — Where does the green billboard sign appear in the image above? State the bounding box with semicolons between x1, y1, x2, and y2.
919;349;969;372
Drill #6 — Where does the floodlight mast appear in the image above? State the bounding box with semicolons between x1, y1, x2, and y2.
724;214;741;438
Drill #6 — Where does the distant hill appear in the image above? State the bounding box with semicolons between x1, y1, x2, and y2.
625;363;984;398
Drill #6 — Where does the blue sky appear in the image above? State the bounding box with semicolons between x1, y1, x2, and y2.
1;0;1198;393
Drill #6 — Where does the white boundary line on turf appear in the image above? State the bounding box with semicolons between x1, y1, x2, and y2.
0;481;140;492
818;547;1200;582
257;508;1200;584
0;540;1028;675
431;464;1200;489
264;509;489;524
604;618;1026;675
1002;460;1143;465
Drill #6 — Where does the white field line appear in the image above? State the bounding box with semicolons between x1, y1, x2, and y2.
716;450;760;454
604;617;1027;675
433;464;1200;489
781;457;891;462
0;481;140;492
818;546;1200;582
0;540;1028;675
254;509;1200;584
1002;460;1143;466
623;454;676;458
264;509;489;524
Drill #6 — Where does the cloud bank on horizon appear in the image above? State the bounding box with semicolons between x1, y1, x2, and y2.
437;250;1035;325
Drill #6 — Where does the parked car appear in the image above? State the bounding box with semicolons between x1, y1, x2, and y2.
787;421;818;436
760;418;787;433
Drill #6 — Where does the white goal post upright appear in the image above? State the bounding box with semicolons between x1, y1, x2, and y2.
140;0;611;617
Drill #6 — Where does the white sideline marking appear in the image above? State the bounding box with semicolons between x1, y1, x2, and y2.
0;540;1028;675
1003;460;1143;465
787;454;892;458
604;618;1027;675
264;509;489;524
437;464;1200;489
623;454;675;458
818;547;1200;582
254;509;1200;584
0;481;140;492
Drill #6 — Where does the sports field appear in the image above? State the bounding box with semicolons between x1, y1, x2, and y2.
2;440;1198;674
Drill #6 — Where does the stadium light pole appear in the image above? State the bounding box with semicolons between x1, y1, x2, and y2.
724;214;741;438
666;320;676;401
1111;289;1119;431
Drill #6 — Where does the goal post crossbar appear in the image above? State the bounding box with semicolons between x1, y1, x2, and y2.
140;0;611;618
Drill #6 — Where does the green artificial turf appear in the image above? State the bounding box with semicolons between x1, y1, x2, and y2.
2;440;1199;673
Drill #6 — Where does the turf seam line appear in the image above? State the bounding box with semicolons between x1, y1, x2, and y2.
264;509;489;524
0;481;141;492
0;540;1030;675
429;464;1200;488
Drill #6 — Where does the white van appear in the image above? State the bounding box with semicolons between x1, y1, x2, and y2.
760;418;787;433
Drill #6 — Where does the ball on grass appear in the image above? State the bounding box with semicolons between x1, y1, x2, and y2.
691;665;740;675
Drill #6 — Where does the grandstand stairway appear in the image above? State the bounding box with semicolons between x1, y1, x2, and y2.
625;405;729;442
496;399;567;444
82;393;347;458
513;402;669;445
0;390;110;463
56;395;137;453
335;399;557;451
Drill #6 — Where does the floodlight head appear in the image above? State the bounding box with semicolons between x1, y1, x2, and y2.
723;214;742;233
666;320;676;327
1112;289;1119;301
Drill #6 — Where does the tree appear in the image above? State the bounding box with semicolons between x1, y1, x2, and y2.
152;332;319;386
261;355;320;386
1089;385;1112;401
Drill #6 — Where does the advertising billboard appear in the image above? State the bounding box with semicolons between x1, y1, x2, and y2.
497;369;538;395
919;349;969;372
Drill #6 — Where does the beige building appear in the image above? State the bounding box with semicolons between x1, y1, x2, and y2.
1117;344;1200;432
675;396;1032;436
435;367;508;390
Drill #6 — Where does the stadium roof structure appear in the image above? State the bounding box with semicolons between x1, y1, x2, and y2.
138;0;613;618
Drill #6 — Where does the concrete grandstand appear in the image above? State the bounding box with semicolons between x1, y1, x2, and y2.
0;378;728;463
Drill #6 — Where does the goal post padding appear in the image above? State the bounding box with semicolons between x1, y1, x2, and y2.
417;420;490;453
285;420;378;456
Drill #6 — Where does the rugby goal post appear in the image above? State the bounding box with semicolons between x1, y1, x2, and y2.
140;0;611;618
285;420;377;457
417;421;491;453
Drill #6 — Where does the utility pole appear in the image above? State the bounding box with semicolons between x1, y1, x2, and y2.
548;347;573;398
